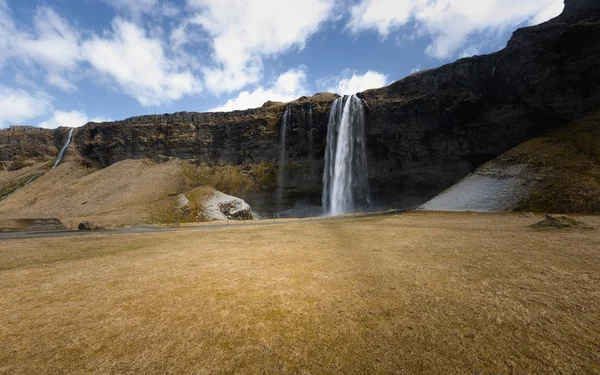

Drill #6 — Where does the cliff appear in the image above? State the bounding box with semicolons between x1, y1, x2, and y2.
360;0;600;205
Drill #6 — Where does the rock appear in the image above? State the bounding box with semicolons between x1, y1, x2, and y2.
203;190;253;221
180;187;253;221
0;126;63;162
78;221;94;231
262;100;283;108
531;214;593;229
519;212;535;218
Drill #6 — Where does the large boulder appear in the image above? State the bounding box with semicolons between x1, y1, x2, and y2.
180;187;253;221
203;190;253;221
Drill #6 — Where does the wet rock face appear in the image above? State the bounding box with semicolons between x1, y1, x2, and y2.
69;0;599;212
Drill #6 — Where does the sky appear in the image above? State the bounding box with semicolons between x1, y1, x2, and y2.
0;0;564;128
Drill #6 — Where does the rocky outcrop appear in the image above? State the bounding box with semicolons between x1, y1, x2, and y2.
181;187;253;221
0;126;59;163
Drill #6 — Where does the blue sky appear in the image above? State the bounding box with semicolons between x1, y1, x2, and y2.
0;0;564;128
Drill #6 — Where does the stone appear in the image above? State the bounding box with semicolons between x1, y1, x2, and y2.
531;214;593;229
78;221;94;231
203;190;253;221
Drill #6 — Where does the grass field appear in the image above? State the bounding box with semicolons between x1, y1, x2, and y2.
1;212;599;374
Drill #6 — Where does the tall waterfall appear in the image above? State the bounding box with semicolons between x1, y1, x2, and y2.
322;95;370;215
52;128;74;169
277;106;291;211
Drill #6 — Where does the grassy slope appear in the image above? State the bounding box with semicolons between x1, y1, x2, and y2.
0;212;598;374
0;159;188;226
0;155;278;227
496;111;600;213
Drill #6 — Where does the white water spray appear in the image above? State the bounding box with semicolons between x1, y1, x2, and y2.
52;128;74;169
322;95;370;215
277;106;291;211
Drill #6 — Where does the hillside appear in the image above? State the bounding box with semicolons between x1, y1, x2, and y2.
421;111;600;213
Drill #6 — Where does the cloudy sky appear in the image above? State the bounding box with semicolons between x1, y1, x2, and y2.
0;0;564;128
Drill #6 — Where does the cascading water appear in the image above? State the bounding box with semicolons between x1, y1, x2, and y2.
277;106;291;211
322;95;370;215
307;104;314;172
52;128;74;168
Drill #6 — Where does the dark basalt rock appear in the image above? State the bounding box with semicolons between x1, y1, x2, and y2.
78;221;94;231
0;126;68;162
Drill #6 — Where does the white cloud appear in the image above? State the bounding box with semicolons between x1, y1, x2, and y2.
530;1;566;25
459;45;480;59
0;86;53;127
410;65;422;74
210;67;309;112
347;0;564;59
3;6;82;91
39;110;111;129
0;0;15;67
81;18;202;106
317;70;388;95
187;0;335;94
1;3;199;105
17;7;81;71
100;0;158;17
0;85;108;129
347;0;421;36
46;73;78;93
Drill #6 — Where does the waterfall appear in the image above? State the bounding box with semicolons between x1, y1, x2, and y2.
307;104;314;172
52;128;74;169
322;95;370;215
277;106;291;211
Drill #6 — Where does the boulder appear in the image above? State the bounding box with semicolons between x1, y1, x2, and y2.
78;221;94;231
204;190;253;221
181;187;253;221
531;214;593;230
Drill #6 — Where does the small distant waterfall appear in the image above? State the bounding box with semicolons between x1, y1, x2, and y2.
52;128;74;169
307;104;314;172
322;95;370;215
277;106;291;211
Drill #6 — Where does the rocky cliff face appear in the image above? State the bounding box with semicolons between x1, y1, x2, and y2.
74;94;337;212
360;0;600;207
0;126;60;164
4;0;599;215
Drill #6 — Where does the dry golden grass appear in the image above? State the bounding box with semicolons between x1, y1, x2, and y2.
0;159;188;226
1;212;599;374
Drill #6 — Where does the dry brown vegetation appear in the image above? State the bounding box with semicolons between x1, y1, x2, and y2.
509;110;600;213
0;152;278;226
1;212;599;374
